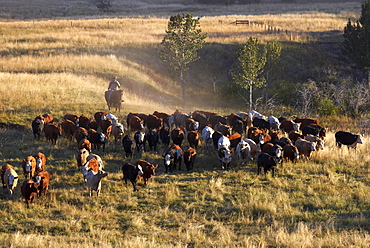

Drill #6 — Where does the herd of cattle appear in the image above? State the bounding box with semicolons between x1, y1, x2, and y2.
0;109;364;206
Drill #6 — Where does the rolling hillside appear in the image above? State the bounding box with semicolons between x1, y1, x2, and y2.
0;2;369;247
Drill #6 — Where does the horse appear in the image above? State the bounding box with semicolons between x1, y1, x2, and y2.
105;90;123;112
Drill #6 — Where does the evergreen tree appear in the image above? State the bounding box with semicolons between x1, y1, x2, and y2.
343;0;370;78
161;13;207;106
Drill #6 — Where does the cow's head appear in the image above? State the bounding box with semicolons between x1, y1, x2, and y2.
33;175;45;185
357;135;363;144
317;139;325;150
164;154;172;166
137;165;144;175
275;145;283;158
136;131;145;143
36;158;43;169
292;121;300;132
310;141;317;151
7;171;18;192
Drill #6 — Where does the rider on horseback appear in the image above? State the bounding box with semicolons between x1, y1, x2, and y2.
107;76;121;101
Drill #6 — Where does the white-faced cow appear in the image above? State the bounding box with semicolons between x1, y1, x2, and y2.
335;131;363;150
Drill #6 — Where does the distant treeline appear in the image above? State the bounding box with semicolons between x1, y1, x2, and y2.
197;0;261;4
197;0;294;3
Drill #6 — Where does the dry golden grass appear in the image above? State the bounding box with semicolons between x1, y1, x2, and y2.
0;11;356;122
1;3;370;247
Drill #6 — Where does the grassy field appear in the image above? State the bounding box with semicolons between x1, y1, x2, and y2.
1;1;370;247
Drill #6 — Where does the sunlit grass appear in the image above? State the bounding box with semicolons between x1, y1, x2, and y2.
0;3;369;246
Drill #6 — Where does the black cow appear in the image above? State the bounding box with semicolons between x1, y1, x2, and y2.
134;131;146;155
301;125;319;137
88;132;106;152
122;135;135;158
163;144;183;173
270;139;290;148
335;131;363;149
146;129;159;151
231;119;245;135
302;124;326;139
211;115;227;128
32;117;44;140
159;127;170;147
192;112;209;130
252;118;270;130
122;162;143;191
257;152;277;176
212;131;223;150
170;128;184;147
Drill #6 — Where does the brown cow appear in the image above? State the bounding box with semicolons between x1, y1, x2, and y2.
34;170;50;197
227;132;242;149
22;156;36;179
74;127;89;144
184;147;197;171
248;127;270;145
280;119;300;134
2;165;18;198
283;144;299;163
94;111;107;129
146;114;163;131
211;115;228;128
269;130;280;141
21;179;39;208
78;138;92;152
243;138;259;160
126;113;148;128
1;163;14;188
81;164;108;197
135;160;159;185
294;117;319;130
42;113;54;124
128;115;144;131
44;123;62;144
64;114;79;126
62;119;78;141
185;117;199;132
192;111;209;130
112;123;124;143
100;119;112;138
87;119;98;131
79;114;91;129
288;131;305;143
295;138;316;159
153;111;169;127
194;110;219;120
171;128;185;147
34;152;47;173
187;130;199;149
214;122;231;136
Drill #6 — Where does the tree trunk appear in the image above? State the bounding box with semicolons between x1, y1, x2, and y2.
264;71;270;103
249;82;253;112
180;70;186;107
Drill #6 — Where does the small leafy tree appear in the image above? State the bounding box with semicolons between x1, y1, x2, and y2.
343;0;370;80
230;37;266;111
161;13;207;106
263;40;283;103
